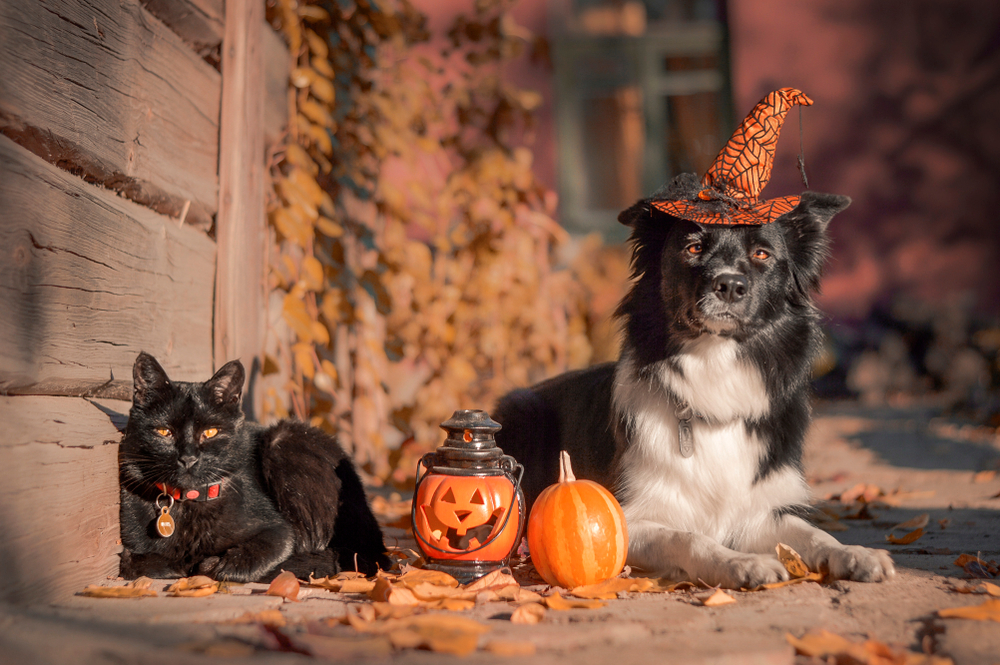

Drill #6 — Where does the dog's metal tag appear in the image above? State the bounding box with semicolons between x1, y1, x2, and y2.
677;419;694;458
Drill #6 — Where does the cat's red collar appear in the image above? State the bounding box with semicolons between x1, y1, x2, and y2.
156;480;224;502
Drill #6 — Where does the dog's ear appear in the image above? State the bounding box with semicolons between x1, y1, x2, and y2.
782;192;851;295
133;352;172;408
618;200;650;228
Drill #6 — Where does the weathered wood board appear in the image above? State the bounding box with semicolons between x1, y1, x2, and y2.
0;0;221;229
0;136;216;397
140;0;224;56
216;0;266;409
0;396;128;604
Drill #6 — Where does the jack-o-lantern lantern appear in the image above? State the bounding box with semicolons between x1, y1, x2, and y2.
412;410;524;583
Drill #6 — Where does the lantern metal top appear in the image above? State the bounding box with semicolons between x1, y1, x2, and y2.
435;409;504;469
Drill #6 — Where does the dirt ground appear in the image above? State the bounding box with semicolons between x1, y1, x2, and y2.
2;402;999;665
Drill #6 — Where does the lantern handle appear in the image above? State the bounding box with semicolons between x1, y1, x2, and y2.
410;456;524;559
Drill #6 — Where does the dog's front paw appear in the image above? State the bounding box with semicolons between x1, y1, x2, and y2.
817;545;895;582
709;553;789;589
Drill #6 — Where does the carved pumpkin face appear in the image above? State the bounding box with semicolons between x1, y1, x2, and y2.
414;473;519;558
430;483;496;536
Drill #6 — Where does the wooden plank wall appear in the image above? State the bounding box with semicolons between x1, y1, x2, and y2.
0;397;129;603
0;0;289;604
0;0;221;230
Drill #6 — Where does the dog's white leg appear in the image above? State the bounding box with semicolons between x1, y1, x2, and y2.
627;519;789;588
772;515;895;582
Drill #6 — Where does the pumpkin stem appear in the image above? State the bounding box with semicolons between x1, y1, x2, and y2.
558;450;576;483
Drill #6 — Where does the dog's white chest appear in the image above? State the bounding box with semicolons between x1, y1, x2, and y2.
613;337;808;547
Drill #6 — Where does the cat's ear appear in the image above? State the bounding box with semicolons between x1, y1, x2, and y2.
205;360;245;407
133;352;172;407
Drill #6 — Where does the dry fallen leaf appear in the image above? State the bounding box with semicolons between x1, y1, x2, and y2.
463;569;518;592
228;609;286;627
756;572;824;591
544;593;605;610
889;513;930;532
396;568;460;590
511;602;546;624
294;633;393;659
482;639;537;656
267;571;300;601
370;577;421;606
79;585;158;599
886;527;925;545
787;629;954;664
570;577;654;599
699;589;737;607
972;470;997;484
167;576;219;597
776;543;811;578
938;598;1000;622
493;585;543;604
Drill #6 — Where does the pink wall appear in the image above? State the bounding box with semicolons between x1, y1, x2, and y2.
411;0;1000;319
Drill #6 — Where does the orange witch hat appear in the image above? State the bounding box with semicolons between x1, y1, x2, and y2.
652;88;813;225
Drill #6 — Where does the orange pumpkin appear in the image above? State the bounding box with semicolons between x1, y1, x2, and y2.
527;451;628;588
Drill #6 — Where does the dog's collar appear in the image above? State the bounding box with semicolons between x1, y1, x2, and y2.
156;479;224;502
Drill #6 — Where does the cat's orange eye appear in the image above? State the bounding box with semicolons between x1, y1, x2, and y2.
202;427;219;440
155;427;171;437
753;249;771;260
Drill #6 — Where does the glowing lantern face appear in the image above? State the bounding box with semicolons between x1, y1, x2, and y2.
410;410;524;581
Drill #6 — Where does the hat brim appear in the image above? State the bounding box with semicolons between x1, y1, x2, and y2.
651;195;801;226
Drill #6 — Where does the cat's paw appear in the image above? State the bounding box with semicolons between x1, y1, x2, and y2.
816;544;895;582
706;553;789;589
197;551;264;583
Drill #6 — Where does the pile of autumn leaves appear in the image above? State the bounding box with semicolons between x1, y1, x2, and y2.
81;539;1000;661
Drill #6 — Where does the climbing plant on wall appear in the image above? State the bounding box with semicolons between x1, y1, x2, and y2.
264;0;624;487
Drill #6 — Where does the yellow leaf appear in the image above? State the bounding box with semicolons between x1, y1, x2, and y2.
316;216;344;238
889;513;930;531
305;29;328;59
482;639;537;656
79;585;157;599
168;576;219;597
544;593;604;610
396;568;460;589
700;589;736;607
301;255;324;291
282;294;314;342
301;99;333;128
463;569;519;592
311;76;336;105
570;577;651;600
312;55;334;79
284;143;318;175
288;168;325;207
886;527;925;544
298;5;329;22
757;572;824;590
786;630;864;658
938;598;1000;622
510;603;546;624
292;342;316;380
776;543;811;578
370;576;421;606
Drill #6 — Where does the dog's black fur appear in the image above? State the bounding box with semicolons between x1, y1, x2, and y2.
496;175;847;510
493;175;894;587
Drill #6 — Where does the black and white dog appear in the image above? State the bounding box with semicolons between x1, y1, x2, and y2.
494;174;895;588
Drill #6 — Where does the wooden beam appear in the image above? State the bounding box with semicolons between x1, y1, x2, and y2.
0;396;128;604
0;136;216;396
215;0;266;414
0;0;221;230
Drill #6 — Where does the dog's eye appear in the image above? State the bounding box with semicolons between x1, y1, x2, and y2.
202;427;219;440
686;243;703;256
155;427;171;437
753;249;771;260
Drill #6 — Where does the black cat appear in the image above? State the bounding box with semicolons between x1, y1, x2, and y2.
118;352;391;582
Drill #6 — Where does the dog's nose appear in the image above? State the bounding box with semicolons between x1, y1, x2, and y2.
712;274;748;303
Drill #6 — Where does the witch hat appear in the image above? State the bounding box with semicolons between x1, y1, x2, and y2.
652;88;812;225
